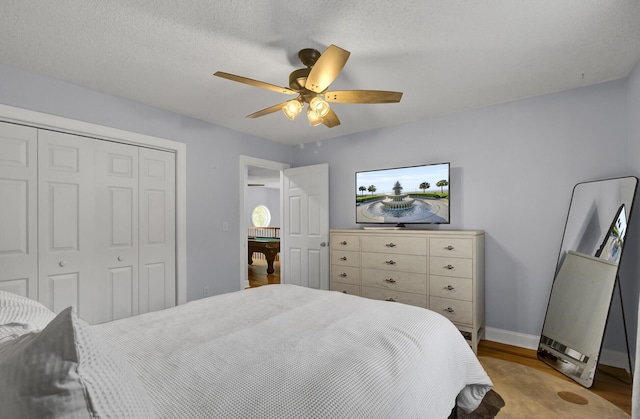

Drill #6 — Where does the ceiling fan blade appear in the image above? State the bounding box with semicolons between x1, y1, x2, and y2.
321;108;341;128
214;71;297;95
324;90;403;104
305;45;350;93
246;101;290;118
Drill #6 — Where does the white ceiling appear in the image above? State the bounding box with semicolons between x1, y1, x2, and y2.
1;1;639;146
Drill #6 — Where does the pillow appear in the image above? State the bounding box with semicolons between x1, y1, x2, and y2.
0;290;56;342
0;306;154;419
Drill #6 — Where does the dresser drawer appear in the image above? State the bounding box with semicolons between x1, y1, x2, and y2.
331;265;360;286
361;252;427;274
330;282;360;296
361;268;426;294
429;238;473;258
430;275;472;301
331;250;360;267
430;296;472;325
429;256;472;278
361;286;427;309
361;236;426;255
331;234;360;251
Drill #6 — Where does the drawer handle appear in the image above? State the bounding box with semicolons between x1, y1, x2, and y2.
385;260;396;265
385;243;396;248
385;298;397;302
59;261;66;267
445;245;455;250
340;256;348;261
444;307;455;313
443;264;454;270
339;273;348;277
384;278;396;284
444;285;455;291
340;241;348;245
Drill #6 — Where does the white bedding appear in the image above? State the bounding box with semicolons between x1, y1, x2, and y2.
94;284;491;418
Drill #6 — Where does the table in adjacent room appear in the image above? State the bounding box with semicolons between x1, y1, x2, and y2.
248;237;280;274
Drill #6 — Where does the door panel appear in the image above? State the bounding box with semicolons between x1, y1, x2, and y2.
38;130;95;321
0;179;28;255
139;148;176;313
145;190;167;244
0;122;37;298
308;249;321;289
283;164;329;290
49;182;79;250
47;272;79;313
110;187;134;247
146;262;167;312
94;140;139;323
110;266;134;320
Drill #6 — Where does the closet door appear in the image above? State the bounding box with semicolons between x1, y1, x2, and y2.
94;141;139;322
38;130;96;320
139;147;176;313
0;122;38;298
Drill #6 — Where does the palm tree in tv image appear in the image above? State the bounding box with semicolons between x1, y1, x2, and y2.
436;179;449;195
358;185;367;196
419;182;430;194
368;185;377;196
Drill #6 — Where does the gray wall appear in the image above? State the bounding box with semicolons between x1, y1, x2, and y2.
246;187;281;228
292;75;636;353
0;64;293;301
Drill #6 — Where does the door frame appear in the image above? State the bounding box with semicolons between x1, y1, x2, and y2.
0;104;188;305
239;155;289;290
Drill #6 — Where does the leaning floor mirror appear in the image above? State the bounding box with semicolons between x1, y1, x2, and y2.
538;176;638;387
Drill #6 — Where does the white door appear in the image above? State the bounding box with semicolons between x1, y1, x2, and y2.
0;122;38;298
283;163;329;289
139;147;176;313
38;130;97;320
94;140;139;322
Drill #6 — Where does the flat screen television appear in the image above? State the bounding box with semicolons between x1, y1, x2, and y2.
355;162;450;226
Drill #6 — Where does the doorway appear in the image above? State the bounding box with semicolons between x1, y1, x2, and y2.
239;156;289;290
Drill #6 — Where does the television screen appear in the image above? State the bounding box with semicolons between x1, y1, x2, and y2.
356;162;450;225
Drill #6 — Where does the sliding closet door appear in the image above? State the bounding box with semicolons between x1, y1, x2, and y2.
138;147;176;313
94;141;139;322
37;130;96;320
0;122;38;298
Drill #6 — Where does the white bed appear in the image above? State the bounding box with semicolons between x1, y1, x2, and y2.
0;285;492;418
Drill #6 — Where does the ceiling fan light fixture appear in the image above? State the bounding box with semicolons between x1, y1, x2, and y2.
306;106;323;126
282;99;303;120
309;96;330;118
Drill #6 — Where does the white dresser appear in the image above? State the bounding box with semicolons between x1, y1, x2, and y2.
330;229;485;353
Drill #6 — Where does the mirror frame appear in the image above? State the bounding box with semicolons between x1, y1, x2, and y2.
538;176;638;387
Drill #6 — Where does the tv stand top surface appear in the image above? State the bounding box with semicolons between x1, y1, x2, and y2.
331;228;485;236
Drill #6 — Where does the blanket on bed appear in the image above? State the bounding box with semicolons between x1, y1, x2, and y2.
95;284;492;418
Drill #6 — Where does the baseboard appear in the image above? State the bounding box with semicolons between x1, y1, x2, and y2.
485;327;539;350
484;327;631;371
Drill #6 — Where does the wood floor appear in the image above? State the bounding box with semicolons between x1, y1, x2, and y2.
479;340;632;415
248;258;280;288
248;263;631;414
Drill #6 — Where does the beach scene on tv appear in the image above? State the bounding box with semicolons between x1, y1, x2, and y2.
356;164;450;224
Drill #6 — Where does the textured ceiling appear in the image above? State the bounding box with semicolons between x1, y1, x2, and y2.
1;1;639;146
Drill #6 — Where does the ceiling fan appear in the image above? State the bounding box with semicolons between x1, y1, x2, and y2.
214;44;403;128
